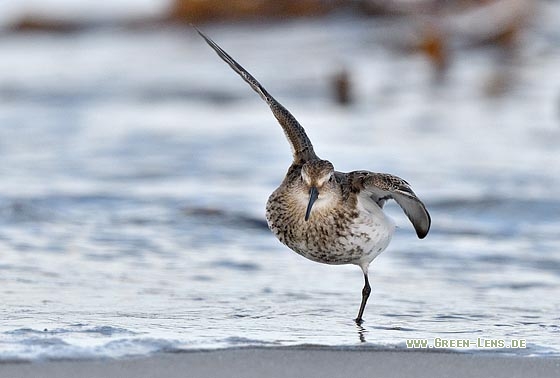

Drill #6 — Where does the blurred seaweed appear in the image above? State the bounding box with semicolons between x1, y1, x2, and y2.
0;0;539;94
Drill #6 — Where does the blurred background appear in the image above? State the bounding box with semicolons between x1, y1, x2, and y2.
0;0;559;360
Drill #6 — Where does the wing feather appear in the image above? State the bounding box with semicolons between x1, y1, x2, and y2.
196;28;317;163
348;171;431;239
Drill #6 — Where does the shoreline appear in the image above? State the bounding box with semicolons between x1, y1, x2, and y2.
1;347;559;378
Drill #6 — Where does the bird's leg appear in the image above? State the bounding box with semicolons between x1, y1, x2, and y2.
355;273;371;325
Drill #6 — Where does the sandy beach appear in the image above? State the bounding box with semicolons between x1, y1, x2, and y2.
1;348;559;378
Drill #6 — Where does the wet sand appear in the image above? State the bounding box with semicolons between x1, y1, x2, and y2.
1;347;559;378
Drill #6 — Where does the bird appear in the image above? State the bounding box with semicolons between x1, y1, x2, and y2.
196;28;431;324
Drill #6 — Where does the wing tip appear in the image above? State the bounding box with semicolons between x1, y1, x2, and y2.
414;210;431;239
416;228;429;239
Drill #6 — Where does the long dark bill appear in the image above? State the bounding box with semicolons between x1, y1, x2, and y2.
305;187;319;221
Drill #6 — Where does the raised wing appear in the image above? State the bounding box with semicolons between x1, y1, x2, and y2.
196;28;317;164
348;171;431;239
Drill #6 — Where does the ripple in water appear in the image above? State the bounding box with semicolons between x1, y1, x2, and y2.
1;13;560;360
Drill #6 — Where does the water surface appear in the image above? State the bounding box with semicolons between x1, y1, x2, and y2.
1;5;560;360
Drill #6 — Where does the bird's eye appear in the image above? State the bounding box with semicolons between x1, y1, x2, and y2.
329;176;334;182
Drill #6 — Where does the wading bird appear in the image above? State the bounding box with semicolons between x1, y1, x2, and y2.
197;29;431;324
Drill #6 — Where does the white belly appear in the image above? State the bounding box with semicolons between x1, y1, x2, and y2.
348;194;396;269
266;188;396;269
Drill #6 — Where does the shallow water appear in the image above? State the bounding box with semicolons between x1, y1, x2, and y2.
1;4;560;360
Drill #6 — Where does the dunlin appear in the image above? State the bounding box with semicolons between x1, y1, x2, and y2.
197;29;431;324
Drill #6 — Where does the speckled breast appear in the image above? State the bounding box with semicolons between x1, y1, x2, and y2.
266;191;395;266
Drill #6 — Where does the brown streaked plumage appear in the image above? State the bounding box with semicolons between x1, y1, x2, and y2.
197;28;431;324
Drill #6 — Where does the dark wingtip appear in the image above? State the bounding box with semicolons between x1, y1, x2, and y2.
417;229;428;239
415;210;431;239
193;25;209;42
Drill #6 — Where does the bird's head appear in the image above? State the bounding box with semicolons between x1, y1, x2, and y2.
300;159;336;221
